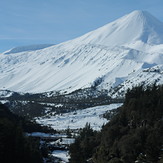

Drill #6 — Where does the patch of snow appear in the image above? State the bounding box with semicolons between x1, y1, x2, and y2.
52;150;70;163
0;90;13;97
54;138;75;145
0;100;9;104
26;132;67;138
39;103;63;107
55;104;63;107
44;107;53;113
36;103;122;131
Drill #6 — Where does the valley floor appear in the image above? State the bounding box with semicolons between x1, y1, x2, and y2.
33;103;122;162
35;103;122;131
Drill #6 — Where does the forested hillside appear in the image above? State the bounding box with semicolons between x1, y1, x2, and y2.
69;85;163;163
0;103;55;163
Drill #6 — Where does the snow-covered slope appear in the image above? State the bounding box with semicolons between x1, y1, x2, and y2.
0;10;163;96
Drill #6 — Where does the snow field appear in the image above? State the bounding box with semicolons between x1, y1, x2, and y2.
36;103;123;131
0;10;163;96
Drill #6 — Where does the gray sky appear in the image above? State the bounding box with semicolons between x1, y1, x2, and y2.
0;0;163;52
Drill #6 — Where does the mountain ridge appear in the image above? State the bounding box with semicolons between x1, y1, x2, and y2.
4;44;55;54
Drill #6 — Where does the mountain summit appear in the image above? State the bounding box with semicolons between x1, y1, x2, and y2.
0;10;163;96
74;10;163;46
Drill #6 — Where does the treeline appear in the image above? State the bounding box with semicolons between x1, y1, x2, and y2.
3;87;123;118
69;123;100;163
69;85;163;163
0;103;55;163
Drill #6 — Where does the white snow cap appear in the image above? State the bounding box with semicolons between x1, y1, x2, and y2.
75;10;163;46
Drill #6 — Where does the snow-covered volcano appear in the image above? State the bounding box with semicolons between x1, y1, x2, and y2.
75;10;163;46
0;10;163;97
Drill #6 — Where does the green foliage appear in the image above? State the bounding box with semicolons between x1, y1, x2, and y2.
66;126;72;138
69;85;163;163
94;85;163;163
69;123;100;163
0;103;43;163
